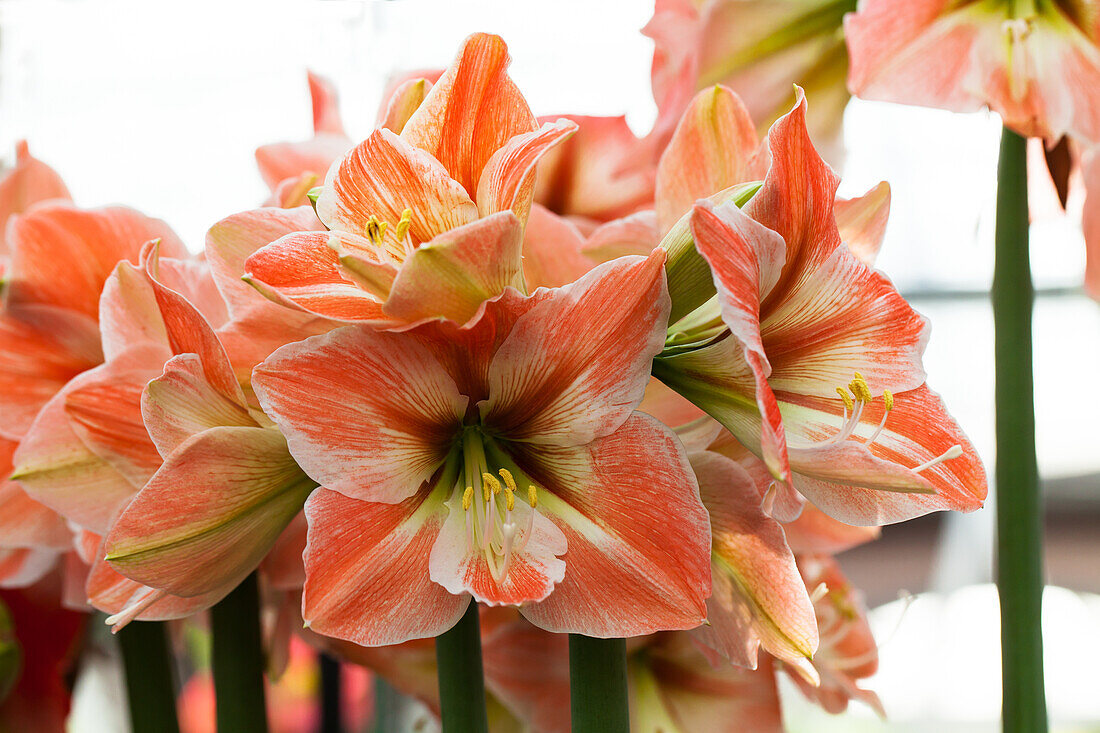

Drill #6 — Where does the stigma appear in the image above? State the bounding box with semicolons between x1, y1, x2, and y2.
828;372;962;475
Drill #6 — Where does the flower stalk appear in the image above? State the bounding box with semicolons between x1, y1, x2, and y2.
569;635;629;732
993;126;1047;733
117;620;180;733
434;601;489;733
210;572;269;733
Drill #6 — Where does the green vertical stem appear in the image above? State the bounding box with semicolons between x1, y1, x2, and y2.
434;601;488;733
569;635;629;733
210;573;269;733
117;620;180;733
318;652;342;733
993;127;1047;733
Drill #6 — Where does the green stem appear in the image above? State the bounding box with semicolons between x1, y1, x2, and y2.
210;573;269;733
434;601;488;733
569;635;629;733
116;621;180;733
993;127;1047;733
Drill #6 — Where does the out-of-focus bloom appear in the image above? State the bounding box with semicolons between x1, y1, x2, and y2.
654;91;987;525
244;33;577;328
1084;147;1100;297
785;555;884;717
0;142;71;261
252;253;712;645
846;0;1100;142
255;71;354;197
644;0;855;165
0;575;86;733
483;615;786;733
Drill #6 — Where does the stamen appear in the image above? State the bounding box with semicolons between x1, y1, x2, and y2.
504;487;515;511
809;582;829;604
105;588;168;633
528;486;538;508
483;473;502;495
394;208;413;242
882;389;894;411
849;372;872;403
462;486;474;511
836;387;854;412
868;390;894;445
364;214;388;245
913;445;963;473
499;468;517;493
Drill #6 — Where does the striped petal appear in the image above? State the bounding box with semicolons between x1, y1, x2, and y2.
301;487;467;646
401;33;538;198
520;205;595;290
475;119;577;223
105;426;314;597
835;182;891;267
480;252;670;447
252;325;468;504
0;141;71;252
377;77;433;134
0;438;71;550
518;413;712;637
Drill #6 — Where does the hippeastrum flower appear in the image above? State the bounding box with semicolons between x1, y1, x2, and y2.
644;0;855;166
786;555;884;717
846;0;1100;142
252;252;712;645
481;616;786;733
653;93;987;525
243;33;577;328
674;420;818;681
0;141;71;260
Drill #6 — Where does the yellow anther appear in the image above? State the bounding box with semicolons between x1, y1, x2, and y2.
883;389;894;411
365;214;388;245
498;468;517;493
849;372;872;403
482;473;502;495
482;484;491;502
462;487;473;511
836;387;854;412
504;488;515;511
395;208;413;241
528;486;538;508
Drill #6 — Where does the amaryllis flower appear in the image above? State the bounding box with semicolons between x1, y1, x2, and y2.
0;142;70;258
644;0;855;165
653;93;987;525
244;33;577;328
252;253;711;645
786;555;884;717
482;616;785;733
846;0;1100;142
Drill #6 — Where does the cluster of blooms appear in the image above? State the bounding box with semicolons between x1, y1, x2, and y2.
13;3;1079;727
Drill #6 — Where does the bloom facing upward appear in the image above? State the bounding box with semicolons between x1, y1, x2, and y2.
244;33;577;329
252;252;712;645
846;0;1100;142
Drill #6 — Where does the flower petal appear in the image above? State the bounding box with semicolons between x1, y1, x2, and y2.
302;487;467;646
688;450;818;671
1084;148;1100;298
254;135;351;192
377;77;433;134
475;119;577;222
141;354;256;458
0;141;71;251
0;438;71;550
401;33;537;198
481;252;670;446
520;204;595;290
382;212;524;326
0;548;59;589
518;413;712;637
315;128;478;247
581;210;659;262
252;325;468;504
308;70;345;136
835;182;891;267
243;230;395;324
656;85;761;233
105;426;314;597
6;203;184;319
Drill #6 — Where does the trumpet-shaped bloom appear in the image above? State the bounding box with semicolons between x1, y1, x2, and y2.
653;94;987;525
252;253;711;645
847;0;1100;142
244;33;577;328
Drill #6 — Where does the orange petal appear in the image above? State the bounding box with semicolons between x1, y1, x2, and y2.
475;119;577;222
6;203;185;319
0;547;59;589
0;438;72;549
521;204;595;291
835;182;891;267
316;128;478;247
480;252;669;447
382;212;524;326
377;77;433;134
254;135;352;192
252;326;468;504
0;141;71;252
581;210;659;263
1084;147;1100;298
302;487;467;646
308;70;345;136
656;85;760;233
519;413;712;637
401;33;538;198
105;426;313;597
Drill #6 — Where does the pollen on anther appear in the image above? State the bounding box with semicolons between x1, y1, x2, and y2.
836;387;854;412
883;389;894;411
849;373;872;403
528;486;538;507
505;488;515;511
483;473;502;495
499;468;517;493
395;208;413;241
462;487;473;511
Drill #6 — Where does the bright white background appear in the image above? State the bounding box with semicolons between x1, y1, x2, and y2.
3;1;1098;730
